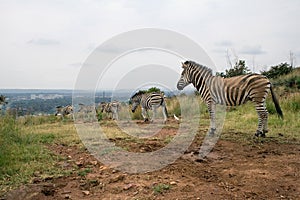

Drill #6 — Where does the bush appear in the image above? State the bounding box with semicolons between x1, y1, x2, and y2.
261;63;293;79
217;60;251;78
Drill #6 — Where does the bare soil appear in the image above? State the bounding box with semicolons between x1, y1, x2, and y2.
2;121;300;200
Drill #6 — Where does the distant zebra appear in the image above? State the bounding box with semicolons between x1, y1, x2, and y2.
97;101;120;120
177;61;283;137
55;105;73;117
130;91;168;123
0;95;8;110
78;103;94;114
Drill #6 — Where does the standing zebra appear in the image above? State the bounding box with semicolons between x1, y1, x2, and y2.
97;101;120;120
177;61;283;137
130;91;168;123
55;105;73;117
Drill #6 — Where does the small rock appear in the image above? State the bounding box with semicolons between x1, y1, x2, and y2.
64;194;71;199
170;181;177;185
82;190;90;195
75;161;83;166
109;174;125;183
123;183;134;190
89;160;98;165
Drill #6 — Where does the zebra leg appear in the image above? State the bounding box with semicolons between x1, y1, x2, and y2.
115;111;119;121
151;106;157;123
255;105;268;137
141;108;149;122
162;105;167;124
207;101;216;135
262;110;269;136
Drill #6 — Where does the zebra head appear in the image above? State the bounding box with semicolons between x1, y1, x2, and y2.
177;61;192;90
130;91;144;113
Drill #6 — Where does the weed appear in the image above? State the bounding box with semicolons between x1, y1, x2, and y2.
78;168;92;177
153;183;171;194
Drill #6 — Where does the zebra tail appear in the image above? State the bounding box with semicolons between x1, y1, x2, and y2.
270;85;283;119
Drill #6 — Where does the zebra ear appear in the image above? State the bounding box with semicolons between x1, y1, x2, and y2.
181;62;187;68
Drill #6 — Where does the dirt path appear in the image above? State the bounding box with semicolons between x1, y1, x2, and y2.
2;130;300;200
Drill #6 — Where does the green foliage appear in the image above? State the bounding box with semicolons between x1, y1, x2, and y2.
77;168;92;177
218;60;251;78
97;111;103;121
261;62;293;79
153;183;170;194
147;87;161;93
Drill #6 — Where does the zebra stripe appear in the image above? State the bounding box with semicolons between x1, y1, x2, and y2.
98;101;120;120
177;60;283;137
55;105;73;117
130;91;168;123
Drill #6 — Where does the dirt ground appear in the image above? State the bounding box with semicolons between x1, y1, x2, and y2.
2;121;300;200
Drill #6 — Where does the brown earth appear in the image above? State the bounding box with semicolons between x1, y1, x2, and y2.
2;121;300;200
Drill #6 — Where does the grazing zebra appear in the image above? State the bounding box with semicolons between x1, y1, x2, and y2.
177;61;283;137
55;105;73;117
97;101;120;120
130;91;168;123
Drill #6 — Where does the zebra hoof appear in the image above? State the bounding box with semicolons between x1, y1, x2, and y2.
209;128;216;135
255;131;265;137
144;118;149;122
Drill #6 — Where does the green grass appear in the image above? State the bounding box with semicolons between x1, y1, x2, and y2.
0;116;80;195
0;116;60;194
153;183;171;194
220;93;300;143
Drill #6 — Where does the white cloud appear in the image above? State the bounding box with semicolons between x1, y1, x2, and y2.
27;38;60;46
239;45;266;55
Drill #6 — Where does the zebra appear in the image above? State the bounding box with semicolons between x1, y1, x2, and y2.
130;91;168;123
177;60;283;137
97;101;120;120
55;105;73;117
78;103;94;114
0;95;8;111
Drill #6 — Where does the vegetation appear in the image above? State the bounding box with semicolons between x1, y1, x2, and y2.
261;62;293;79
0;115;79;195
153;183;171;194
216;60;251;78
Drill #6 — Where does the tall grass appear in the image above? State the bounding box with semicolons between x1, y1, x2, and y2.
0;115;67;195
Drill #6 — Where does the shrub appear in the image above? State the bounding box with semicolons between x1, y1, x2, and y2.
261;62;293;79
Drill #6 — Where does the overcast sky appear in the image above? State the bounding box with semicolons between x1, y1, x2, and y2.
0;0;299;89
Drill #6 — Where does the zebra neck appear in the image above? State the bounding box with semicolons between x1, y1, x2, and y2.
190;68;213;92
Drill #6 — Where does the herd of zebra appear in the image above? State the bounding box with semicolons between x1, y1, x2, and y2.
54;101;121;120
2;60;284;137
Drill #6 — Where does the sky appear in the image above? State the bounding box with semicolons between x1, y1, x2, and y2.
0;0;299;89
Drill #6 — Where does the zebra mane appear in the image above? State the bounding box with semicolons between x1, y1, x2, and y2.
131;90;146;99
185;61;213;75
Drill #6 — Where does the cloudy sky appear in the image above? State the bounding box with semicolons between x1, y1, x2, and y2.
0;0;299;89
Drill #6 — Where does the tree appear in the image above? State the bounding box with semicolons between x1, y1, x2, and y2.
261;62;293;79
147;87;161;93
217;60;251;78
